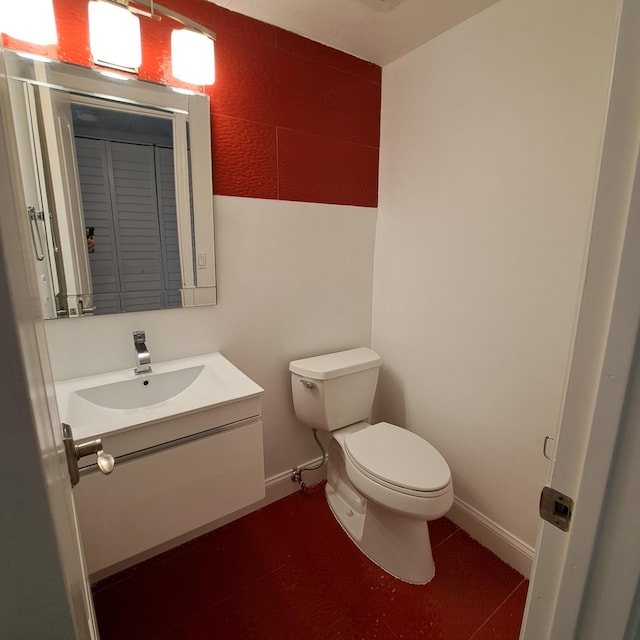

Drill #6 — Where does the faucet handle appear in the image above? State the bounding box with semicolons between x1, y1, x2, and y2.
133;330;151;374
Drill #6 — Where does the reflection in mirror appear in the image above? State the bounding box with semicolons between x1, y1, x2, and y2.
72;102;183;314
6;50;216;319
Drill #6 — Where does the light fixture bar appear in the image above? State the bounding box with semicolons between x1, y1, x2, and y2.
130;0;216;40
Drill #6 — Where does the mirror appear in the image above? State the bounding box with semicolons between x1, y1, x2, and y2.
6;50;216;319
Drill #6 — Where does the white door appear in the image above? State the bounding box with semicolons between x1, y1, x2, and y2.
0;49;99;638
521;0;640;636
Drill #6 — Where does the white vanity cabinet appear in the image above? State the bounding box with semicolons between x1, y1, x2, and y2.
57;353;265;577
74;413;264;576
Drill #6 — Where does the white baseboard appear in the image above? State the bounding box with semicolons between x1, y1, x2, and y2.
92;462;534;583
207;456;327;529
266;456;327;498
447;497;535;578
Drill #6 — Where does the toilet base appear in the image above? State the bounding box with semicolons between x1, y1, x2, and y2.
326;478;435;585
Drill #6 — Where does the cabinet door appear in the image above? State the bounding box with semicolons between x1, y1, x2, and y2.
74;420;265;575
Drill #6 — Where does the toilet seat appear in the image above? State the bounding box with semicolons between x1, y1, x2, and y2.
344;422;451;496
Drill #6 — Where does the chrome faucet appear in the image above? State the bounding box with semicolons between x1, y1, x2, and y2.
133;330;152;374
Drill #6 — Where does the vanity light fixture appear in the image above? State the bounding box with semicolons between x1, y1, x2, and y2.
88;0;142;73
171;29;215;86
0;0;58;45
2;0;216;86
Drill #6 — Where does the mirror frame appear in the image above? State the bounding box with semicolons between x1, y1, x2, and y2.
6;52;216;318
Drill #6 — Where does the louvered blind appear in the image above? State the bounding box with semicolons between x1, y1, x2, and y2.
75;137;182;314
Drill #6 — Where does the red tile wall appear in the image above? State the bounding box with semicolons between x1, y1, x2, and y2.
3;0;381;207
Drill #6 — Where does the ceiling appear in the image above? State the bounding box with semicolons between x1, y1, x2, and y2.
209;0;501;66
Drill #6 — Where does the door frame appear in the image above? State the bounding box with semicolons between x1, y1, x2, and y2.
0;48;98;639
521;0;640;636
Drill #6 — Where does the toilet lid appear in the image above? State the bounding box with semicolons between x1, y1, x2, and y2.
344;422;451;492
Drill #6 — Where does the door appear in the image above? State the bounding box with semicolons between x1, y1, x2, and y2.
0;49;99;638
6;78;58;317
40;82;95;317
521;0;640;636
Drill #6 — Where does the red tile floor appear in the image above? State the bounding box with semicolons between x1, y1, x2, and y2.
92;483;528;639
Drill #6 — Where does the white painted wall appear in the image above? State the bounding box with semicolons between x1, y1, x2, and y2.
42;0;624;576
45;196;377;478
372;0;622;556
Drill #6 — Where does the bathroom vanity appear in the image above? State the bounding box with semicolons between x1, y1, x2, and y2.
55;353;264;576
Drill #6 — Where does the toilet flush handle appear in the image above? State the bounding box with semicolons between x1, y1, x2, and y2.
300;379;317;389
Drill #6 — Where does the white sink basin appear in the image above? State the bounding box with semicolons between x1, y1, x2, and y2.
55;353;263;442
76;365;205;410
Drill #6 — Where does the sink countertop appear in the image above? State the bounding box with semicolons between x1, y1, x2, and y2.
55;352;264;442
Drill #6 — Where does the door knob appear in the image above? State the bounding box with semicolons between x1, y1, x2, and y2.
63;423;115;487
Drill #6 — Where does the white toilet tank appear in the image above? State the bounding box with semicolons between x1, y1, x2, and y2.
289;348;382;431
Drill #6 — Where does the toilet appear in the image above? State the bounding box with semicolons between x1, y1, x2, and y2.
289;347;453;584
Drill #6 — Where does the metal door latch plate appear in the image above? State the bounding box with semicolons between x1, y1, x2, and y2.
540;486;574;532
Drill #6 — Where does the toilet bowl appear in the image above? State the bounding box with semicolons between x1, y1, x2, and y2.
289;348;453;584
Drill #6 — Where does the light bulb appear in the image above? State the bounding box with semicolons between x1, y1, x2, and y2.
88;1;141;72
1;0;58;45
171;29;215;86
